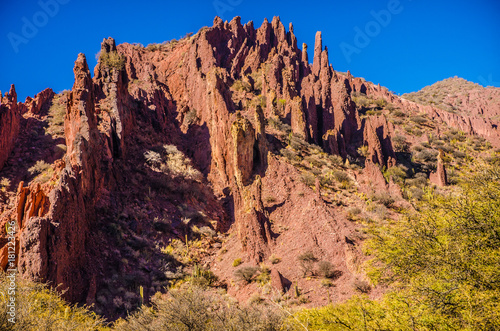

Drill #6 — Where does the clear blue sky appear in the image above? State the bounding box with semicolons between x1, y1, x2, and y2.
1;0;499;101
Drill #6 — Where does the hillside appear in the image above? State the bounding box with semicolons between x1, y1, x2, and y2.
0;16;499;329
402;77;500;118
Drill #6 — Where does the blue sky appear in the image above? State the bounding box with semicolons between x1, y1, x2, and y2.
1;0;499;101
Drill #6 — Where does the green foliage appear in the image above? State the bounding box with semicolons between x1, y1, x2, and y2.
300;172;315;187
0;272;106;330
410;115;428;125
269;254;281;264
287;163;500;330
100;51;125;71
332;170;350;185
317;261;339;279
182;108;198;127
144;144;202;181
357;145;369;158
28;160;54;184
232;258;242;267
392;134;409;152
28;160;50;175
374;98;387;108
368;163;500;329
46;92;67;137
113;285;285;331
369;192;395;207
383;165;408;184
298;251;318;277
232;78;252;92
234;266;259;283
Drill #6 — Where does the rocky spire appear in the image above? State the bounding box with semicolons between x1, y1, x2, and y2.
302;43;308;63
431;149;448;186
313;31;322;76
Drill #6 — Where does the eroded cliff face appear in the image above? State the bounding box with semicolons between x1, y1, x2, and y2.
0;86;21;171
1;15;498;319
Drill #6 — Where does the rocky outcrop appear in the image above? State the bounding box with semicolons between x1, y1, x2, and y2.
270;268;285;293
231;114;255;186
6;16;490;316
363;115;396;168
430;150;448;186
0;85;21;171
23;88;55;115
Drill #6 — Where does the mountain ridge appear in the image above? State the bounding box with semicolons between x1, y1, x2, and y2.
1;16;499;322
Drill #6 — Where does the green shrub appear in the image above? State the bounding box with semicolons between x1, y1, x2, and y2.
354;279;371;293
370;192;395;207
100;51;125;71
234;266;258;283
113;285;285;331
392;135;409;152
298;251;318;277
384;165;408;183
232;258;242;267
268;254;281;264
333;170;350;184
410;115;427;125
0;272;105;330
301;173;315;187
392;109;406;117
317;261;340;279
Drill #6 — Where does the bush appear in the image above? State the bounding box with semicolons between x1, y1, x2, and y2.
410;115;427;125
269;254;281;264
301;173;315;187
370;192;395;207
113;285;285;331
100;51;125;71
333;170;350;184
347;207;362;221
234;266;259;283
298;251;318;277
317;261;340;279
0;272;105;330
392;135;409;153
354;279;371;293
384;165;408;184
28;160;50;175
232;258;242;267
415;148;438;163
392;109;406;117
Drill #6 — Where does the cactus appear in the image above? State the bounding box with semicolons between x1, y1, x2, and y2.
139;286;144;306
294;282;300;298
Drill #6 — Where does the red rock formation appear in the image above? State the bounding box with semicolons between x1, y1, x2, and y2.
270;268;285;293
430;150;448;186
5;16;496;317
363;115;396;168
23;88;55;115
0;85;21;171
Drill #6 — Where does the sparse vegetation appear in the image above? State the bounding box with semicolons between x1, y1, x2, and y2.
113;285;285;331
269;254;281;264
0;272;105;330
234;266;259;283
298;251;318;277
144;144;202;181
317;261;339;279
232;258;242;267
99;51;125;71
